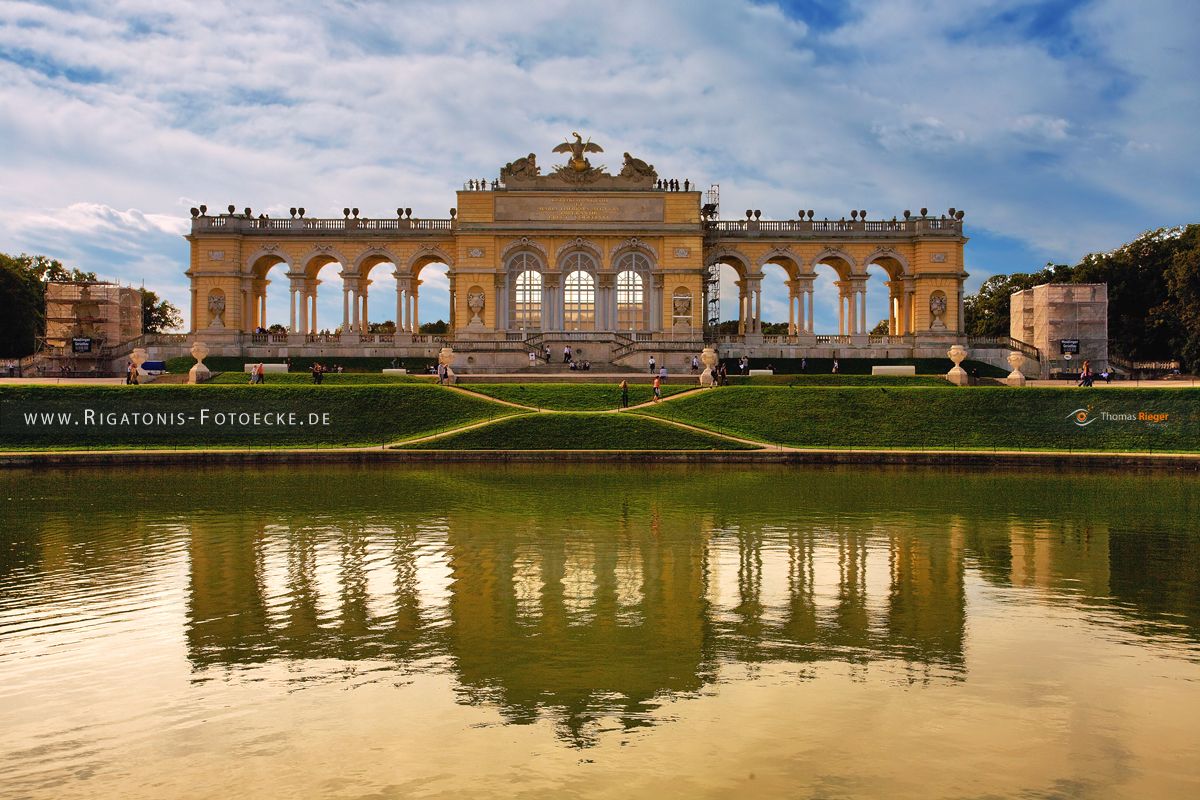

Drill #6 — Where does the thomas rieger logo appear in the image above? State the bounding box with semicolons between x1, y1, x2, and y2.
1067;407;1169;427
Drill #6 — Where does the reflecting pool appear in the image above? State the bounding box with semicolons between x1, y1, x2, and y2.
1;465;1198;798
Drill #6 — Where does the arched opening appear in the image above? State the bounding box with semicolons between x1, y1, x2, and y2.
311;263;343;336
513;269;542;330
863;255;908;337
411;259;450;335
249;254;290;334
759;261;796;335
809;253;855;335
616;270;645;330
707;256;747;335
506;252;544;332
613;251;652;332
299;254;346;336
361;261;398;334
564;270;595;331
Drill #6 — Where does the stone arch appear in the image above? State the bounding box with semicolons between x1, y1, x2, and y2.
353;246;400;276
500;237;549;264
757;248;803;280
807;248;857;280
862;247;910;280
407;245;454;276
296;245;351;277
609;237;658;265
705;246;750;278
246;246;292;278
554;237;603;268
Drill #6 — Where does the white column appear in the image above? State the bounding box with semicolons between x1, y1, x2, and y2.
806;289;814;333
298;289;308;335
396;287;404;334
351;288;360;332
289;288;297;333
754;287;762;334
361;292;369;332
342;287;350;333
259;294;266;329
412;289;419;332
859;288;867;335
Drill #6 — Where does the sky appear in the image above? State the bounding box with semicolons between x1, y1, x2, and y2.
1;0;1196;333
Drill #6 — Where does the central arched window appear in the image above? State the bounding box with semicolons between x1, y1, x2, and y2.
614;251;652;330
564;270;595;330
616;270;644;330
513;269;542;329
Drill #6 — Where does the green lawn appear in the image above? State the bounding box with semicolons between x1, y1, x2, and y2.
459;382;693;410
0;385;514;449
635;386;1200;452
402;412;755;450
205;372;434;385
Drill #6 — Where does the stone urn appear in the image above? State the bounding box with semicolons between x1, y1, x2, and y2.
188;340;211;384
946;344;969;386
1005;351;1027;387
699;347;719;387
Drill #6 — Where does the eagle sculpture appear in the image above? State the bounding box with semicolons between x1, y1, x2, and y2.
553;132;603;172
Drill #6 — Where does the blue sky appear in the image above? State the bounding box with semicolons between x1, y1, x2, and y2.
1;0;1196;332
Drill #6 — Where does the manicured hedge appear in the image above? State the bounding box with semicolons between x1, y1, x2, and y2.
205;372;434;385
164;356;437;374
635;386;1200;452
719;357;1008;377
0;385;513;449
403;412;754;450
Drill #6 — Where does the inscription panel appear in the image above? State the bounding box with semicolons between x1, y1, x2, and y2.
495;195;664;223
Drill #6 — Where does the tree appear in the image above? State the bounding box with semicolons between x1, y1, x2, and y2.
1163;225;1200;371
0;252;98;357
869;319;889;336
419;319;449;334
0;257;43;357
964;263;1075;338
141;290;183;333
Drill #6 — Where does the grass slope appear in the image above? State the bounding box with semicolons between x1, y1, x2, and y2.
404;412;755;450
1;385;513;449
636;386;1200;452
461;383;692;410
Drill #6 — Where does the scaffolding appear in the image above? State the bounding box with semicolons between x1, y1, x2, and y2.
703;184;721;337
44;281;142;350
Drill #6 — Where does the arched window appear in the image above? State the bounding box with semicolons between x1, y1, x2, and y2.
564;270;595;330
513;270;542;329
616;271;644;330
614;251;652;330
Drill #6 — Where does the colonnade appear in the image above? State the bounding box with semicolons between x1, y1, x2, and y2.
247;269;430;335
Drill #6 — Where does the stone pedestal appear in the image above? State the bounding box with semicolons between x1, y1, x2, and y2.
946;344;969;386
699;347;718;387
187;341;211;384
1005;351;1027;386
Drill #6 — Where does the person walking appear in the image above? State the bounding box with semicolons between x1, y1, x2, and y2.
619;379;629;408
563;345;572;364
831;359;839;374
648;355;656;374
652;375;662;403
691;355;699;373
801;357;807;372
543;345;551;363
256;362;266;384
659;365;668;383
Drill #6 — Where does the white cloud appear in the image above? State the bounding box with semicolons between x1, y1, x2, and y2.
0;0;1195;331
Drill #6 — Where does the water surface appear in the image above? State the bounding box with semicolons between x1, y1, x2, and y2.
1;465;1198;799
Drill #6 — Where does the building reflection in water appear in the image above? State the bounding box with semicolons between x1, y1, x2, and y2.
6;465;1195;748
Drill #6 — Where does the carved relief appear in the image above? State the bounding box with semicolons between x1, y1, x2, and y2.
207;290;226;329
467;247;484;258
929;290;948;330
500;237;549;263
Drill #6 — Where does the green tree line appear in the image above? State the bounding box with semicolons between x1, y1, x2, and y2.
965;225;1200;369
0;252;181;358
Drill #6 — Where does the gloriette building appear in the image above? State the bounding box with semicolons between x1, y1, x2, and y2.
183;135;970;370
